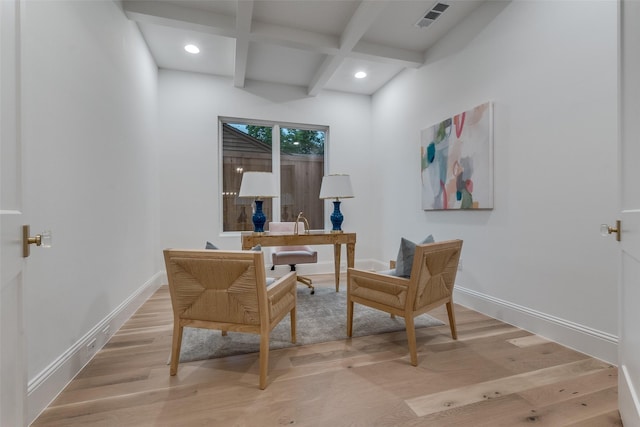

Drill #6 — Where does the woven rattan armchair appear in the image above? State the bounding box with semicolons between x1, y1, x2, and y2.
163;249;297;389
347;239;463;366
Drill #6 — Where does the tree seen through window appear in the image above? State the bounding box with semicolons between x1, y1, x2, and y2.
222;121;326;232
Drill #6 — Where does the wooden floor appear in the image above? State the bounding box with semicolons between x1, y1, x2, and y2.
32;275;623;426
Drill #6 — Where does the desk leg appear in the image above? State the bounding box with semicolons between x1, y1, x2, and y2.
334;243;341;292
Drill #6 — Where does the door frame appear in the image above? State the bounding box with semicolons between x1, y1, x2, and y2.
617;0;640;424
0;0;27;425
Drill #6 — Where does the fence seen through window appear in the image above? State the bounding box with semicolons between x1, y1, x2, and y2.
221;120;326;232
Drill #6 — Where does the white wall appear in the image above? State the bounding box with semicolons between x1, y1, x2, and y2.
21;1;160;422
18;0;621;422
157;72;377;269
372;0;619;361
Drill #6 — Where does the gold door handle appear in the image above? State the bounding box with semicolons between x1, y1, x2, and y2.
23;225;52;257
600;220;621;242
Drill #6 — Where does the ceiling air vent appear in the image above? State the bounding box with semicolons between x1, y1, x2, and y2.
415;2;450;29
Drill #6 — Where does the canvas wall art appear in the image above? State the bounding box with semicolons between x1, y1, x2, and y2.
420;102;493;210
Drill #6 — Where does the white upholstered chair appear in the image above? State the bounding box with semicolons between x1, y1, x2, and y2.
268;221;318;294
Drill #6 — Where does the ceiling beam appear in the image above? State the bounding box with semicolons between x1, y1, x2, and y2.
122;1;235;37
307;1;390;96
249;21;339;55
234;1;253;88
352;41;423;68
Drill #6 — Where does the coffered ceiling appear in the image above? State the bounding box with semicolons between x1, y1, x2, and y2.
123;0;488;95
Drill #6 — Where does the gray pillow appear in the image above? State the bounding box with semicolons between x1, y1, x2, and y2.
395;235;435;278
206;242;261;251
378;268;399;277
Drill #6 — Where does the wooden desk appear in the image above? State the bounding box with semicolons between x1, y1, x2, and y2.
241;231;356;292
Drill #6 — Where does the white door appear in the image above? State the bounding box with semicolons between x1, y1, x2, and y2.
617;0;640;424
0;0;26;425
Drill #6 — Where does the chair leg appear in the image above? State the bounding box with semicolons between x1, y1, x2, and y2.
169;322;183;376
289;264;315;294
446;301;458;340
290;306;296;344
405;315;418;366
259;331;269;390
347;299;354;337
222;330;227;336
297;275;315;294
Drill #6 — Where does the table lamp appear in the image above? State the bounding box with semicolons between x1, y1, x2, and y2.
238;171;278;233
319;174;354;233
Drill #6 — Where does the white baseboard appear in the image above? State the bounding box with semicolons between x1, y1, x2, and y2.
454;286;618;364
274;263;618;364
619;364;640;426
27;272;164;425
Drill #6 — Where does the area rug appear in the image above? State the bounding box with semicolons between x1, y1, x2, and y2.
178;285;444;362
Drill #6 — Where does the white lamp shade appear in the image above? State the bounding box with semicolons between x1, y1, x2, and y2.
319;174;354;200
238;172;278;199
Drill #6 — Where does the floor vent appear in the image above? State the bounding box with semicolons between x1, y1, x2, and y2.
415;2;450;29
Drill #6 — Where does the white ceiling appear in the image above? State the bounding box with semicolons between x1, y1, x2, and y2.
123;0;488;96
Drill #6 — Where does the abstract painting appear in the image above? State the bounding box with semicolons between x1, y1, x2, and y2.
420;102;493;210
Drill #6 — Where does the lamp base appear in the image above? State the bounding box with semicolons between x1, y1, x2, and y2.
330;200;344;232
330;229;344;234
252;200;267;233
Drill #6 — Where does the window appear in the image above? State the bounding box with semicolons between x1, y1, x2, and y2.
221;118;327;232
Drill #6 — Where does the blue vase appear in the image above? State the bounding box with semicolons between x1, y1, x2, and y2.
252;200;266;233
330;200;344;232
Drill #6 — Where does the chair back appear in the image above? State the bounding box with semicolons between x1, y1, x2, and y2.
268;221;306;233
163;249;269;327
268;222;312;252
408;239;463;311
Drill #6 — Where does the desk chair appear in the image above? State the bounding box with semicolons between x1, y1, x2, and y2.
269;221;317;294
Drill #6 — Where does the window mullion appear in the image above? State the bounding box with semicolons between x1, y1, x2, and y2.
272;124;281;222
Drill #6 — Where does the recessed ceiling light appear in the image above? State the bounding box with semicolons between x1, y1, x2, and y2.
184;44;200;54
354;71;367;79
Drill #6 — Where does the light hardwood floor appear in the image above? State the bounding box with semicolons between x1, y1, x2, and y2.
32;275;622;426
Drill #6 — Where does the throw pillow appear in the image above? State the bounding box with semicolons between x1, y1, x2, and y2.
205;242;260;251
378;269;399;277
395;235;435;278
